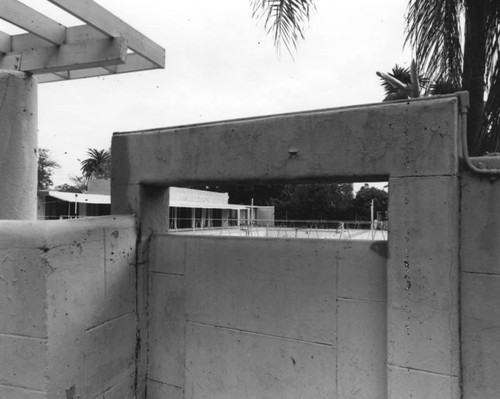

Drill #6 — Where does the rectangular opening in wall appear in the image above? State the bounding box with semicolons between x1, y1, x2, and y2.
167;182;388;240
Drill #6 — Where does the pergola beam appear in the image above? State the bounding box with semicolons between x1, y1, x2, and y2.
12;24;107;53
48;0;165;68
0;0;66;45
12;25;103;52
0;1;164;80
0;37;127;74
35;53;158;83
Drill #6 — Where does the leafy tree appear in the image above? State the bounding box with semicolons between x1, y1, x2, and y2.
198;183;354;221
352;184;388;221
196;183;287;208
80;148;111;181
55;176;87;193
275;183;353;220
251;0;315;55
38;148;59;189
406;0;500;154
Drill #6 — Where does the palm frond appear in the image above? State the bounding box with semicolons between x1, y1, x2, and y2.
405;0;463;88
251;0;315;56
80;148;111;180
378;65;411;96
429;78;460;95
377;63;429;101
485;0;500;91
475;55;500;154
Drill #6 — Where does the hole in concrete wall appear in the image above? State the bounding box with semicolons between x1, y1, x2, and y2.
167;181;388;240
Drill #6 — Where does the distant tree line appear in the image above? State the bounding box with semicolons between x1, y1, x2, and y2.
197;183;388;222
39;148;388;221
37;148;111;193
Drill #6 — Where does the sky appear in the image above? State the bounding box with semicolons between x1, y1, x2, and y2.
2;0;412;188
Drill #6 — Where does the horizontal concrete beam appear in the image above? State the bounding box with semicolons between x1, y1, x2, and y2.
11;24;105;53
49;0;165;68
112;94;464;187
0;5;164;80
0;37;127;74
0;0;66;45
34;53;157;83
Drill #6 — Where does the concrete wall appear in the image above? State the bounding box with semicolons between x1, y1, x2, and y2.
111;93;468;399
0;216;136;399
461;170;500;399
112;93;466;399
147;234;387;399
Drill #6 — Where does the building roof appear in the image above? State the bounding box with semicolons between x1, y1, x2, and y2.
47;191;110;205
169;201;248;210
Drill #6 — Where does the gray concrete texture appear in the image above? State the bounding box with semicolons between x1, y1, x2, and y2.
112;97;459;188
147;235;387;399
461;171;500;398
0;216;136;399
0;71;38;220
3;92;498;399
113;93;466;398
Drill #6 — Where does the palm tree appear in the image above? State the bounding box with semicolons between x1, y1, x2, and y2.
251;0;316;56
406;0;500;154
80;148;111;181
377;61;430;101
254;1;500;154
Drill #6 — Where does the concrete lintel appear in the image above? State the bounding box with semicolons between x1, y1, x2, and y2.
111;95;462;188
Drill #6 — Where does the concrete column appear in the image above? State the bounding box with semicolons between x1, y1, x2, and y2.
111;181;170;399
0;70;38;220
387;176;460;399
460;170;500;398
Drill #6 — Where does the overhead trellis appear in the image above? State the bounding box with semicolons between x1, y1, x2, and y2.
0;0;165;83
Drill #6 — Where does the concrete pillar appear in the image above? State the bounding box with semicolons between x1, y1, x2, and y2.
387;176;460;399
0;70;38;220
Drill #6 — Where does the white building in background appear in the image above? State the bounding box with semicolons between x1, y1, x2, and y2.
168;187;274;230
37;179;111;220
38;182;275;227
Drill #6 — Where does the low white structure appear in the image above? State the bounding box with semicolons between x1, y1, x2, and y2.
168;187;274;230
38;190;111;219
37;184;275;225
38;179;111;219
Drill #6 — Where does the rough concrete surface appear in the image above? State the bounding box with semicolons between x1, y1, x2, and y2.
112;94;467;399
185;322;336;399
112;96;460;191
0;71;37;220
149;234;387;399
388;176;460;378
461;172;500;399
0;216;136;399
4;78;494;399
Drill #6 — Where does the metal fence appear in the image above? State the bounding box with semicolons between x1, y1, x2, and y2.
169;219;388;240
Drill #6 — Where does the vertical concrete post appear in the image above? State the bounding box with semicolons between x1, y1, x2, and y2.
460;169;500;397
387;176;460;399
0;71;38;220
111;176;170;399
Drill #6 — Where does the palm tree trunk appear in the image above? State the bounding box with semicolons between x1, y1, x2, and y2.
462;1;487;155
